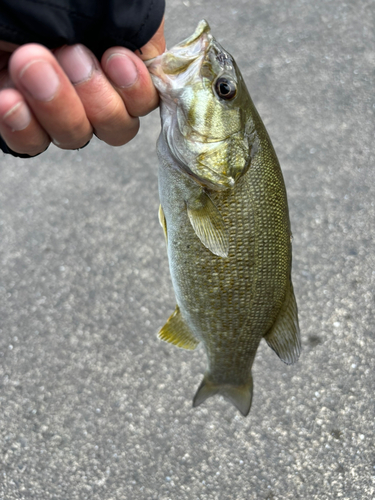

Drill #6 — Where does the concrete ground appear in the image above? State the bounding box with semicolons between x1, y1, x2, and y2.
0;0;374;498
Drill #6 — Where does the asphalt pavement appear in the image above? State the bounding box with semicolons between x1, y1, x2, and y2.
1;0;374;498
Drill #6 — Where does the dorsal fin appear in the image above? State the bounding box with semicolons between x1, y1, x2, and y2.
264;282;301;365
158;305;199;350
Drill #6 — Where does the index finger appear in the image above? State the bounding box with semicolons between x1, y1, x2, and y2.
102;48;159;118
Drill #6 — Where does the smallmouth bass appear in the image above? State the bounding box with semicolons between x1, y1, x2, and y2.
147;20;301;416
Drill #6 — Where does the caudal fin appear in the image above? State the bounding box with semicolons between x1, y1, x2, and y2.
192;375;253;416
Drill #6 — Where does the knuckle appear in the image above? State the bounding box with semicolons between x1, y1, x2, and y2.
135;93;159;116
55;117;92;148
93;96;124;124
27;142;50;156
10;137;50;156
95;118;139;146
53;132;93;150
120;119;140;145
122;84;159;117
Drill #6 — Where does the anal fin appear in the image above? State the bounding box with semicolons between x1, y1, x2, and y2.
264;282;301;365
158;305;199;350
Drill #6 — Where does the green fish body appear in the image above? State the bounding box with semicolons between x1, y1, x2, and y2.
148;21;300;416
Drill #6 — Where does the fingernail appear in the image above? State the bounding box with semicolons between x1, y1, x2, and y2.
19;60;60;101
105;54;138;88
2;101;31;131
57;45;94;84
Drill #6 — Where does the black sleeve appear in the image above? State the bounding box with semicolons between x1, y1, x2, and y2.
0;0;165;158
0;0;165;58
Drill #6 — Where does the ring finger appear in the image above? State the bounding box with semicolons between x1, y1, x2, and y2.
55;44;140;147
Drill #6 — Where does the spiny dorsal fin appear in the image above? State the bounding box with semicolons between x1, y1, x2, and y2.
158;305;199;350
186;191;229;258
193;374;253;416
264;282;301;365
158;204;168;244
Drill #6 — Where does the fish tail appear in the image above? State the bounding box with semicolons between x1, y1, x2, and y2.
192;374;253;416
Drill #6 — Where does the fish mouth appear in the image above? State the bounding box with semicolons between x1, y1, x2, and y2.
172;19;212;52
146;20;212;86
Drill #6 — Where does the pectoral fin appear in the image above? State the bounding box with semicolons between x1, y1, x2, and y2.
186;191;229;258
158;305;199;350
264;282;301;365
158;204;168;244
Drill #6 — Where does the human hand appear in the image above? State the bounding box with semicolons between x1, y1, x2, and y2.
0;18;165;156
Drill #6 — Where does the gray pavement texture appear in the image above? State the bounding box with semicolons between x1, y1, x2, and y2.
0;0;374;499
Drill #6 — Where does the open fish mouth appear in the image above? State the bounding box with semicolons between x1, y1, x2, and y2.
146;20;213;86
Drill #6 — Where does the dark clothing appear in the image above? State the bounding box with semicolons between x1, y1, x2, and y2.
0;0;165;157
0;0;165;58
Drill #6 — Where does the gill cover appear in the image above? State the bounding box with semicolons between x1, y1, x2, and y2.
148;19;256;191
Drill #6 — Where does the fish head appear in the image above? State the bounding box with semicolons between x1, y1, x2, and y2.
147;20;256;190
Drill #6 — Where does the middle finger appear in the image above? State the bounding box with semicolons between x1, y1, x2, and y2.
56;44;140;146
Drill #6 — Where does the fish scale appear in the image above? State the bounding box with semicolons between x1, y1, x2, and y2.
148;20;300;416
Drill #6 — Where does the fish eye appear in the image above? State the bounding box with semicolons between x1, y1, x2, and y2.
214;77;237;100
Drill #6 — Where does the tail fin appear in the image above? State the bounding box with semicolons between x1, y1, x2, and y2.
192;375;253;416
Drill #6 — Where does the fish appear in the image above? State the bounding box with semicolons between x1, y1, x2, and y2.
147;20;301;416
